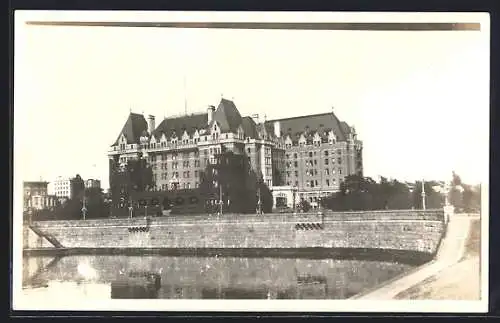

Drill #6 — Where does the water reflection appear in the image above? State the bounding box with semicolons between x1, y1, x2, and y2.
22;255;415;300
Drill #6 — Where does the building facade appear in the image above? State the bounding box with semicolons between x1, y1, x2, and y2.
265;112;363;207
52;175;86;200
23;181;58;211
108;98;362;212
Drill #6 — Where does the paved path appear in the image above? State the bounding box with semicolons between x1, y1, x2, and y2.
352;215;472;300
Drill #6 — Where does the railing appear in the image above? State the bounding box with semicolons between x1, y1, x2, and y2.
33;209;444;228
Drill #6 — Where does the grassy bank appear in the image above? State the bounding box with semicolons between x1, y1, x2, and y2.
394;218;481;300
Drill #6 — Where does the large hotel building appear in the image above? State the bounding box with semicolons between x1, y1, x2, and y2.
108;98;363;209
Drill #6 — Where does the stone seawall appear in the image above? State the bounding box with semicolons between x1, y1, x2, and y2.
25;209;445;256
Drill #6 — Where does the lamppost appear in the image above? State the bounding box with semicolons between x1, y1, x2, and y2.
257;182;262;215
82;194;87;220
292;185;297;214
27;192;33;224
219;184;223;216
317;189;321;212
421;178;426;210
128;201;133;219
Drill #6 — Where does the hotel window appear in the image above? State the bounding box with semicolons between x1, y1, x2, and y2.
195;182;199;188
324;151;329;156
324;158;329;165
308;152;313;158
172;162;178;169
195;170;198;178
325;169;330;175
173;153;177;160
287;171;291;177
310;180;314;188
337;158;342;164
294;161;298;167
315;180;318;186
314;169;318;175
326;179;330;186
339;169;342;175
314;160;317;165
295;181;299;186
293;153;298;159
295;171;298;177
186;171;190;178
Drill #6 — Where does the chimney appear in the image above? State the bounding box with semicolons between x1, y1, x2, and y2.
273;121;281;138
148;115;155;134
207;105;215;125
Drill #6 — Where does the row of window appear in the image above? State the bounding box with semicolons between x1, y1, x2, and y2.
286;168;343;177
285;178;340;188
286;157;343;168
157;170;201;180
286;149;343;159
158;182;199;190
128;132;248;151
284;139;337;149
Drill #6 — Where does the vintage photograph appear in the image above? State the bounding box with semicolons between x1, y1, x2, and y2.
13;11;489;312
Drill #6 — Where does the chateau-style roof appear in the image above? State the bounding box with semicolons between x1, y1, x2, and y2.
212;99;243;133
266;112;351;141
241;116;258;138
153;113;208;138
111;100;357;147
112;113;148;146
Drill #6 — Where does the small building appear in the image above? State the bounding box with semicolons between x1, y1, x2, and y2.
85;179;101;189
23;181;49;211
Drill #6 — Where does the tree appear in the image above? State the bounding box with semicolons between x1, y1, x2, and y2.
84;187;107;218
448;171;465;212
199;150;259;214
386;179;412;210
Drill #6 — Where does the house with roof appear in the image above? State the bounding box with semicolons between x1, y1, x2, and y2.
108;98;362;213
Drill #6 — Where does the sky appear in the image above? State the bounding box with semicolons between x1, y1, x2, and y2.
14;11;490;190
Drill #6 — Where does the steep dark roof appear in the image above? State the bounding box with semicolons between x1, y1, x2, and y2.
113;113;148;146
213;98;243;133
153;113;208;139
241;116;258;138
266;112;349;141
